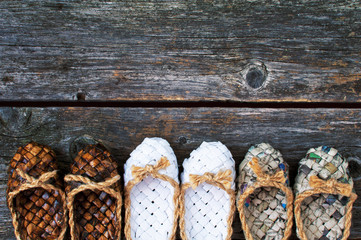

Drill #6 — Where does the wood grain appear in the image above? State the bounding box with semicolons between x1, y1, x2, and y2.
0;0;360;102
0;107;360;239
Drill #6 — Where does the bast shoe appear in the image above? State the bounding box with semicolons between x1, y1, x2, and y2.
7;142;67;240
237;143;293;240
294;146;357;240
65;144;122;240
124;137;180;240
179;141;236;240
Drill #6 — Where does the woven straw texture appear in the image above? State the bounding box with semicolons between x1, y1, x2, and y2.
294;146;357;240
180;141;236;240
237;143;293;240
65;144;122;240
7;142;67;240
124;137;179;240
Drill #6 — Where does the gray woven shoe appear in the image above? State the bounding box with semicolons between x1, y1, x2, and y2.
237;143;293;240
294;146;357;240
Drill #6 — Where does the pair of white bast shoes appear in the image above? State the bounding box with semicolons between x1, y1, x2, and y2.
124;137;235;240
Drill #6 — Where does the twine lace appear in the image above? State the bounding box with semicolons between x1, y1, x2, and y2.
309;175;352;196
131;156;170;181
189;169;233;190
249;157;286;184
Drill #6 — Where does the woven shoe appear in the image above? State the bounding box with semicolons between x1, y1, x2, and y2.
179;141;236;240
294;146;357;240
124;137;180;240
7;142;67;240
65;144;122;240
237;143;293;240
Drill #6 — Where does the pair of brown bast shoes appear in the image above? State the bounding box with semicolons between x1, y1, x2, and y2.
7;142;122;240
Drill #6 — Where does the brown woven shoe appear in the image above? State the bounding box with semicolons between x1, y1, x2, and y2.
7;142;67;240
65;144;122;240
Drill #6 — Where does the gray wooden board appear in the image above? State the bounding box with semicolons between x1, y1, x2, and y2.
0;107;360;239
1;0;361;102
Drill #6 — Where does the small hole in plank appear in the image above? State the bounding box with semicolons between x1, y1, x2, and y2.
56;3;64;10
2;76;14;83
76;92;86;101
178;136;187;145
348;157;361;180
246;67;266;89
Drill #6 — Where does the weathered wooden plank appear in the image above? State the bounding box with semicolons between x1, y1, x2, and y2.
0;107;360;239
1;1;360;102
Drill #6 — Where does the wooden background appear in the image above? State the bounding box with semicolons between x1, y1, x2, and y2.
0;0;360;239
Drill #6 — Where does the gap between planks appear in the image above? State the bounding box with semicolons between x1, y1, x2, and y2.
1;100;361;108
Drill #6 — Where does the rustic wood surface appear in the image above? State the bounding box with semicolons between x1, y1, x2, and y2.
1;0;361;102
0;107;360;239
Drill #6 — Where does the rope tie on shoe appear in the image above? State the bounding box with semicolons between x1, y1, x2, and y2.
309;175;352;196
189;169;233;190
16;169;58;186
64;174;122;240
249;157;286;184
131;156;170;181
8;169;67;240
125;156;180;240
237;157;294;240
64;174;120;191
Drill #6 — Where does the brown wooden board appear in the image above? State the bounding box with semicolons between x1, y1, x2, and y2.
1;1;361;102
0;107;360;239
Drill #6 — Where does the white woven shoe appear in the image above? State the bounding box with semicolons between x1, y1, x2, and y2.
124;137;180;240
179;142;236;240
